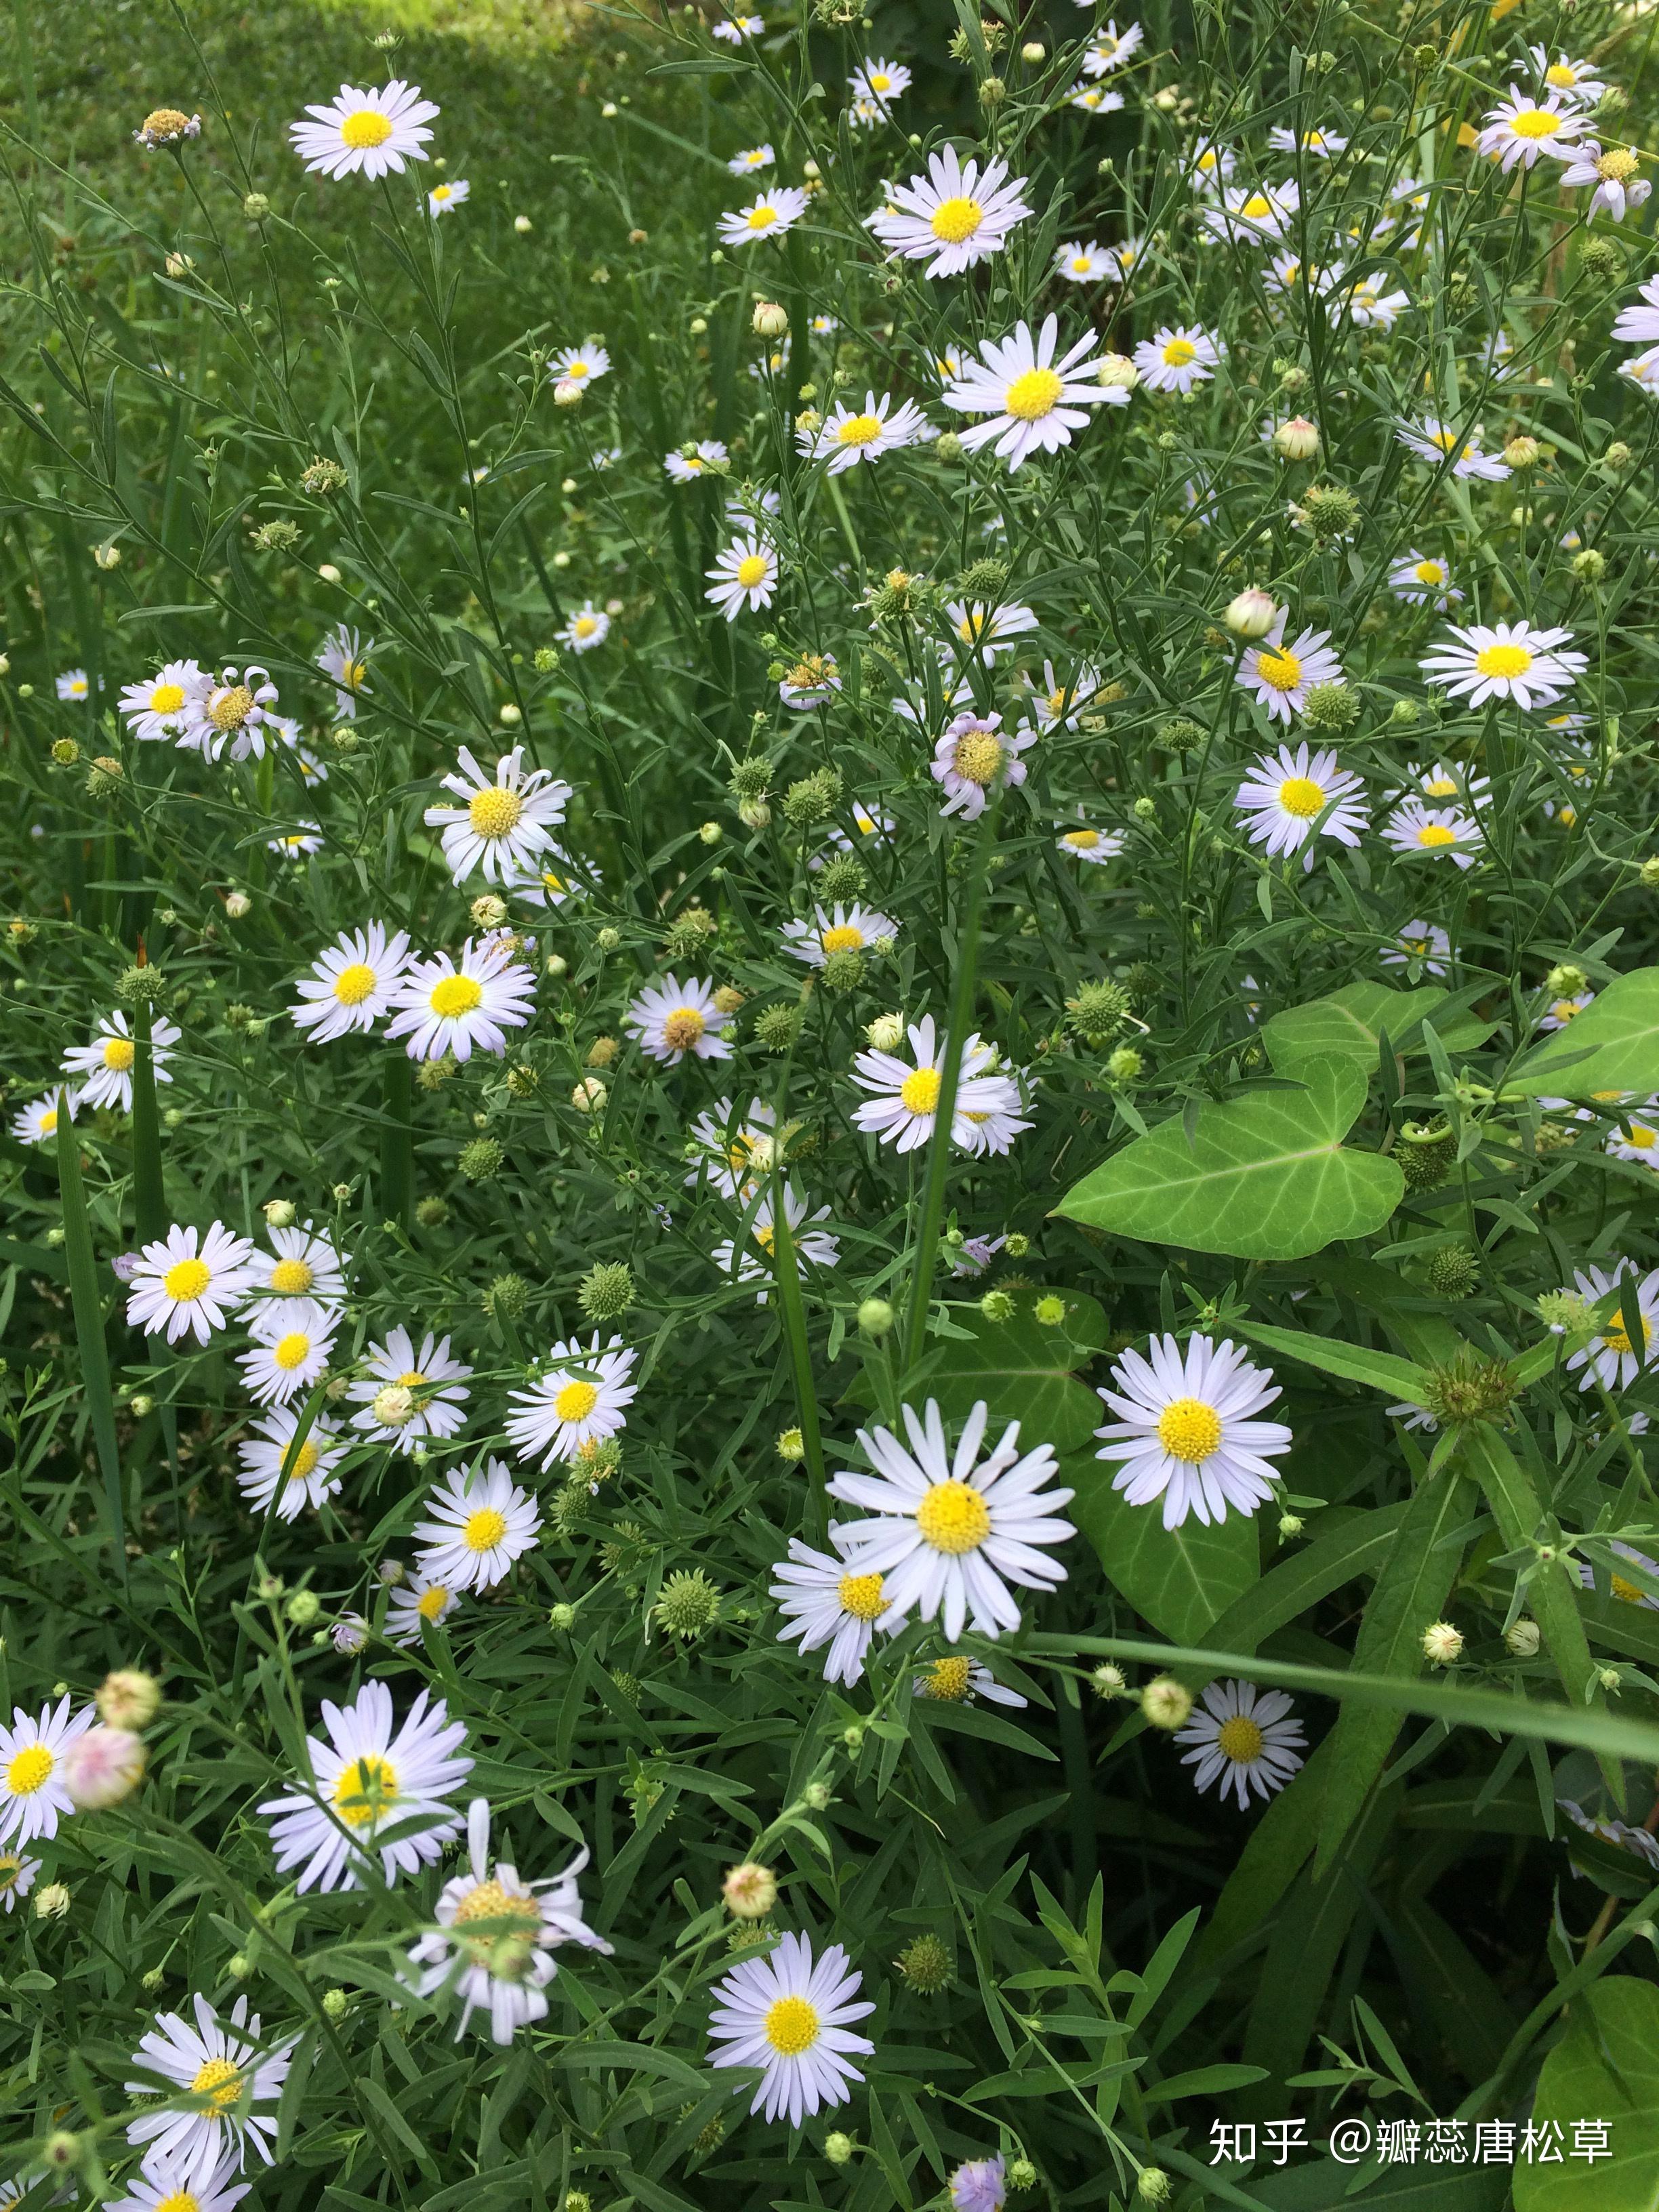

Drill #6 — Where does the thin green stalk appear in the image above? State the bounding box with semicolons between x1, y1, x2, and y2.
768;1161;828;1547
11;0;39;142
131;998;167;1243
379;1050;413;1228
901;794;1002;1374
56;1089;127;1586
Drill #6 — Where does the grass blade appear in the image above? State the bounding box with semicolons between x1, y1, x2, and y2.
56;1088;127;1584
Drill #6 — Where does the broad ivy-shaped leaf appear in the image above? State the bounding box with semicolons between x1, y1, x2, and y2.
1052;1057;1403;1262
1067;1453;1259;1643
912;1293;1108;1453
1517;1978;1659;2211
1263;981;1491;1073
1507;966;1659;1099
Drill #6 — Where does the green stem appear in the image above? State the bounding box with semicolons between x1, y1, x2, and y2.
769;1166;828;1547
131;999;167;1244
901;796;1002;1374
56;1090;128;1586
380;1050;413;1229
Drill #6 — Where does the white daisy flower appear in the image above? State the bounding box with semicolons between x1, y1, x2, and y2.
820;800;895;859
258;1681;472;1893
1067;81;1125;115
1094;1334;1293;1530
235;1406;346;1520
388;935;537;1062
290;922;413;1042
126;1223;255;1346
1476;85;1587;170
558;601;611;654
727;144;774;174
684;1097;783;1198
1200;181;1300;245
1340;272;1410;327
510;845;589;909
387;1572;464;1645
779;651;842;708
717;186;810;247
348;1326;472;1453
247;1221;347;1325
1235;613;1345;723
424;745;572;886
1057;821;1125;865
119;659;209;742
413;1458;542;1593
428;176;470;215
705;535;779;620
1187;138;1235;188
1025;658;1105;729
1381;801;1483;868
1618;346;1659;390
0;1696;95;1846
930;710;1036;820
1233;741;1366;866
830;1399;1075;1640
782;902;899;966
1559;1264;1659;1390
289;79;438;179
61;1007;180;1113
0;1846;39;1913
237;1303;340;1408
407;1799;611;2045
850;56;910;108
549;344;611;389
712;1186;840;1299
1267;123;1349;156
865;146;1033;278
1607;1108;1659;1170
712;14;764;39
1556;142;1650;221
266;822;325;861
665;438;730;481
1418;620;1586;711
314;623;373;720
941;314;1122;468
1538;989;1595;1033
624;972;733;1063
944;597;1040;663
1176;1680;1306;1808
56;667;92;701
1080;16;1145;67
798;392;930;472
1577;1540;1659;1607
1263;249;1318;297
111;2149;251;2212
1397;760;1490;815
505;1334;638;1470
1395;417;1511;480
708;1931;875;2125
180;666;281;762
1054;239;1110;282
1382;920;1452;975
125;1994;292;2188
770;1538;895;1685
1528;43;1607;104
9;1092;74;1147
1133;325;1225;394
914;1655;1027;1706
851;1015;1027;1154
1388;550;1461;606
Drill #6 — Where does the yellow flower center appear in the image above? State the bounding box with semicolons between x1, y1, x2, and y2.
836;412;884;447
1629;1126;1658;1150
1551;1000;1583;1025
149;682;186;715
1413;560;1445;586
573;616;598;637
1423;775;1458;798
922;1656;973;1700
745;204;779;232
156;2192;203;2212
555;1378;600;1423
469;787;523;838
1004;365;1063;421
1216;1715;1266;1763
1241;192;1272;218
736;554;770;588
208;684;254;731
1429;428;1458;451
837;1570;886;1621
1611;1573;1648;1603
332;1752;397;1826
464;1507;509;1552
1475;642;1533;679
1277;775;1326;818
287;1439;321;1482
901;1066;942;1115
398;1370;428;1389
870;70;891;90
1545;62;1580;88
821;924;864;954
94;1031;139;1075
340;108;394;150
930;194;983;243
272;1332;312;1372
417;1584;451;1620
1416;823;1458;848
914;1481;992;1555
163;1257;212;1303
1063;829;1101;850
1597;148;1639;181
762;1992;821;2054
189;2055;244;2112
6;1744;54;1796
1155;1397;1223;1463
270;1258;314;1296
452;1877;542;1969
1603;1313;1651;1357
1162;337;1197;367
1071;255;1092;272
753;1222;777;1255
1255;647;1303;693
432;185;453;202
0;1853;19;1889
663;1007;706;1051
430;975;484;1019
953;730;1005;785
39;1109;58;1134
1509;108;1561;140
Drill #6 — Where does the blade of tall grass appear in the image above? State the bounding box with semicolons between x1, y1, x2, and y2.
56;1087;128;1585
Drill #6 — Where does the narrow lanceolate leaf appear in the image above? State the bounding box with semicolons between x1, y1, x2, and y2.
1236;1318;1432;1405
131;996;167;1244
1052;1057;1404;1261
1313;1471;1474;1872
1504;964;1659;1099
56;1090;127;1583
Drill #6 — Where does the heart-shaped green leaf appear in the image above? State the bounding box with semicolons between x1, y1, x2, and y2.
1067;1453;1261;1643
914;1293;1108;1453
1052;1057;1404;1261
1263;980;1491;1072
1517;1978;1659;2211
1506;966;1659;1099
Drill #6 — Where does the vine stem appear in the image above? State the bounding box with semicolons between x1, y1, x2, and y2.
901;792;1004;1375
